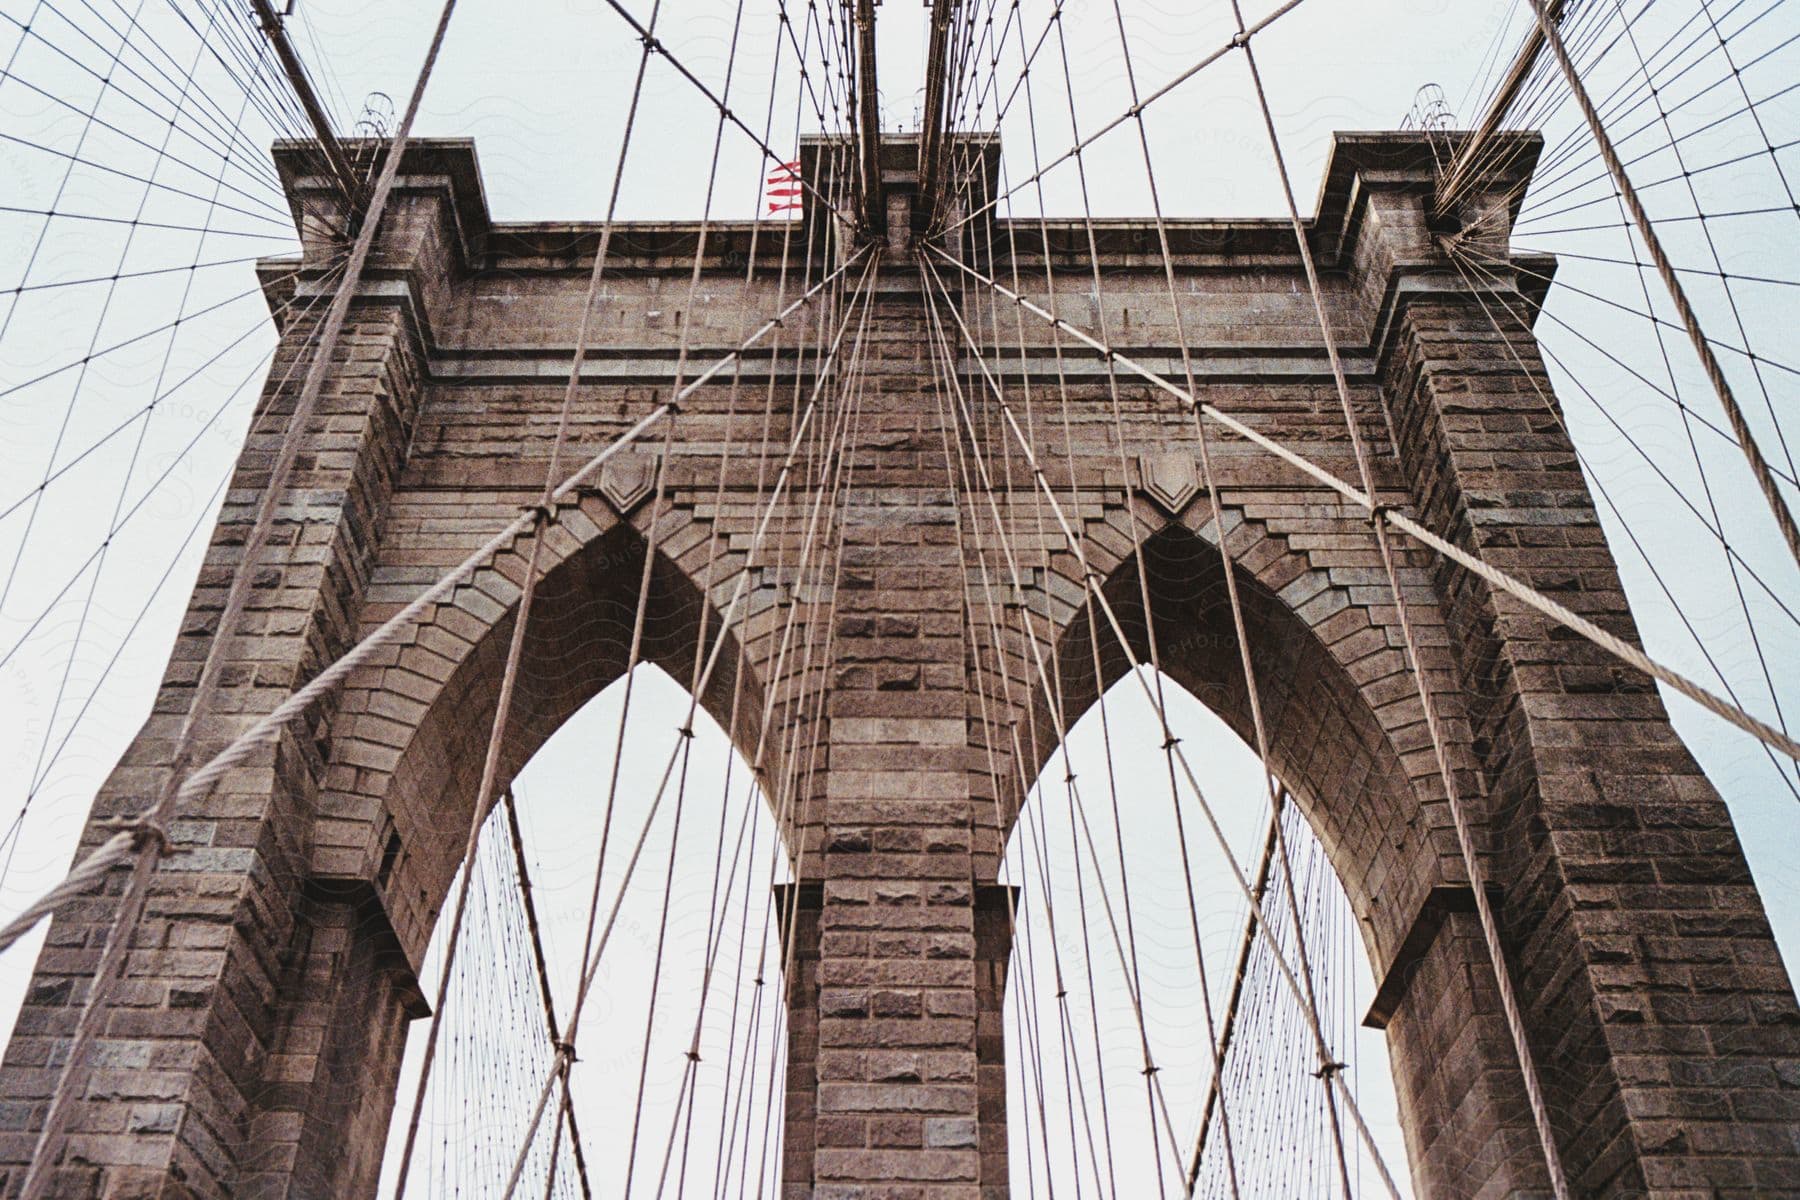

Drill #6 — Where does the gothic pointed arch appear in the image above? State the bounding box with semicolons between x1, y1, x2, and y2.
320;490;784;967
1023;499;1467;972
999;493;1551;1192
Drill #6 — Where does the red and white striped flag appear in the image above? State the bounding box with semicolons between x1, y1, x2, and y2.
765;160;802;215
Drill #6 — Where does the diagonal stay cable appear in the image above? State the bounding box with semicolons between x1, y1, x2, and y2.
1519;0;1800;570
0;204;292;239
1441;242;1800;804
0;247;867;959
920;244;1119;1197
920;249;1407;1198
489;255;879;1183
935;0;1314;242
923;272;1122;1200
395;248;873;1200
14;0;290;195
711;68;859;1200
0;278;298;406
590;0;844;215
1096;0;1357;1181
1224;5;1572;1170
0;256;350;677
924;242;1800;764
11;0;468;1127
385;0;689;1163
498;788;594;1198
0;243;864;1195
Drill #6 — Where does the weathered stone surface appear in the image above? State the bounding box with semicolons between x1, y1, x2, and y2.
2;132;1795;1200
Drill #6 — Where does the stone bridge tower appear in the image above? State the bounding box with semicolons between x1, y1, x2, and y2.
1;132;1797;1199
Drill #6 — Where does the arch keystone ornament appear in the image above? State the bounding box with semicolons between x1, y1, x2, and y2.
1;131;1797;1200
1138;450;1202;516
597;449;659;515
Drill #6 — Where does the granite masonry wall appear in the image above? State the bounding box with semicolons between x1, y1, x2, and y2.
1;134;1795;1198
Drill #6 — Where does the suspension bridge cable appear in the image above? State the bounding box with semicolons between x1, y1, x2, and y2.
9;19;255;812
0;262;326;532
1454;244;1800;448
925;259;1230;1184
396;254;872;1200
974;29;1200;1172
0;5;290;197
385;6;699;1157
922;279;1119;1199
0;243;864;959
988;127;1155;1200
0;41;471;1184
1096;0;1357;1181
1234;3;1577;1185
643;15;822;1193
614;3;768;1189
492;256;878;1187
954;90;1223;1200
709;34;846;1193
5;2;1797;1194
0;0;151;349
1439;242;1800;804
930;253;1109;1200
924;241;1800;764
1188;805;1283;1189
924;255;1355;1190
659;268;874;1200
921;246;1407;1198
588;0;846;217
498;787;595;1197
744;131;866;1197
988;37;1169;1190
0;257;352;679
936;0;1315;242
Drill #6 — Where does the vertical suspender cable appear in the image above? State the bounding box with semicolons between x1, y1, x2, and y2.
391;1;669;1189
1220;0;1573;1191
16;4;461;1194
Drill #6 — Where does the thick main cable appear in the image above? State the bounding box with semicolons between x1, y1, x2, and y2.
1523;0;1800;570
0;252;866;963
925;243;1800;764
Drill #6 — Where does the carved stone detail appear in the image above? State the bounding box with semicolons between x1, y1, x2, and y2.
1138;451;1200;515
598;450;656;514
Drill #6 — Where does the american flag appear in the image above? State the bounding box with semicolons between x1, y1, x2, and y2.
765;160;802;215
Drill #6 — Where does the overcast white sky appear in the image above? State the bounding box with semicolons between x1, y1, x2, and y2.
1;0;1797;1194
